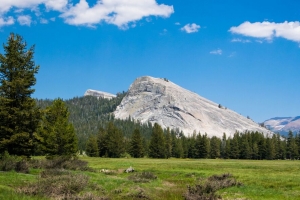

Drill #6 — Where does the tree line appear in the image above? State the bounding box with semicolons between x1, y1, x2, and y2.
86;119;300;160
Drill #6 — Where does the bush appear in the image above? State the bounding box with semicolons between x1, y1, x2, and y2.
0;152;29;173
128;171;157;183
42;156;95;171
18;170;89;199
125;187;150;199
184;173;242;200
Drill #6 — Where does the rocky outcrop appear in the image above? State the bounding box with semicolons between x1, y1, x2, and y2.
114;76;272;137
84;89;116;100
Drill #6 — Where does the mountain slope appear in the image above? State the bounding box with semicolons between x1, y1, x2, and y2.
264;116;300;135
114;76;271;137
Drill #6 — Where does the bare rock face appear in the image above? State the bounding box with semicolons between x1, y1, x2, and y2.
114;76;272;137
84;89;116;100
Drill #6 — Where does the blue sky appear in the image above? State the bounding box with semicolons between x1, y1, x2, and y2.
0;0;299;122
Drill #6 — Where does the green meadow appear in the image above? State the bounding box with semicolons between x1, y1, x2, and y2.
1;158;300;199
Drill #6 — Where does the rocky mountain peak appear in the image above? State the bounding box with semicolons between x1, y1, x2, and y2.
264;116;300;136
84;89;116;100
114;76;272;137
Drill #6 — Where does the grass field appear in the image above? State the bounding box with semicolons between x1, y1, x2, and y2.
1;158;300;199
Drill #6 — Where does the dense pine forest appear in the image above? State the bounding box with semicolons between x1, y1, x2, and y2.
36;95;300;160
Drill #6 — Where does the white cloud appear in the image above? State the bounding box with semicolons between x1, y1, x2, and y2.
181;23;200;33
175;22;180;25
0;16;14;27
40;18;48;24
210;49;222;55
61;0;174;28
229;21;300;43
231;38;251;43
17;15;31;26
44;0;68;11
0;0;173;28
0;0;68;13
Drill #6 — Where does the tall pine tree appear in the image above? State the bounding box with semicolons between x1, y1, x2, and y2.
37;99;78;157
129;128;144;158
165;128;172;158
86;135;99;157
106;121;124;158
0;33;41;157
149;123;166;158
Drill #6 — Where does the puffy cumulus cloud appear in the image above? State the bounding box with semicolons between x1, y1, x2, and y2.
0;0;68;27
210;49;222;55
0;0;68;13
229;21;300;43
44;0;68;11
0;0;173;28
181;23;200;33
61;0;174;28
17;15;32;26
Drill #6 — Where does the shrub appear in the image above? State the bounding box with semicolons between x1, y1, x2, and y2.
42;156;95;171
183;173;243;200
128;171;157;183
126;187;150;199
18;170;89;199
0;153;29;173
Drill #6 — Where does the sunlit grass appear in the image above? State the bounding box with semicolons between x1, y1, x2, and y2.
1;157;300;199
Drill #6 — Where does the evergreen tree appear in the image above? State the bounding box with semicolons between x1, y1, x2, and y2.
287;131;298;159
266;137;275;160
187;133;197;158
106;121;124;158
230;132;240;159
0;33;41;157
257;133;266;159
86;135;99;157
240;134;251;159
172;137;183;158
97;127;108;157
221;133;227;158
252;143;259;159
296;132;300;158
149;123;166;158
225;138;231;159
38;99;78;156
165;128;172;158
195;133;210;158
194;133;202;158
180;133;189;158
210;136;221;158
129;128;144;158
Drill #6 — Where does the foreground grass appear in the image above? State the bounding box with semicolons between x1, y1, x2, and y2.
1;158;300;199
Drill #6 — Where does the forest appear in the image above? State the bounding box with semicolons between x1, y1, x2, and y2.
36;95;300;160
